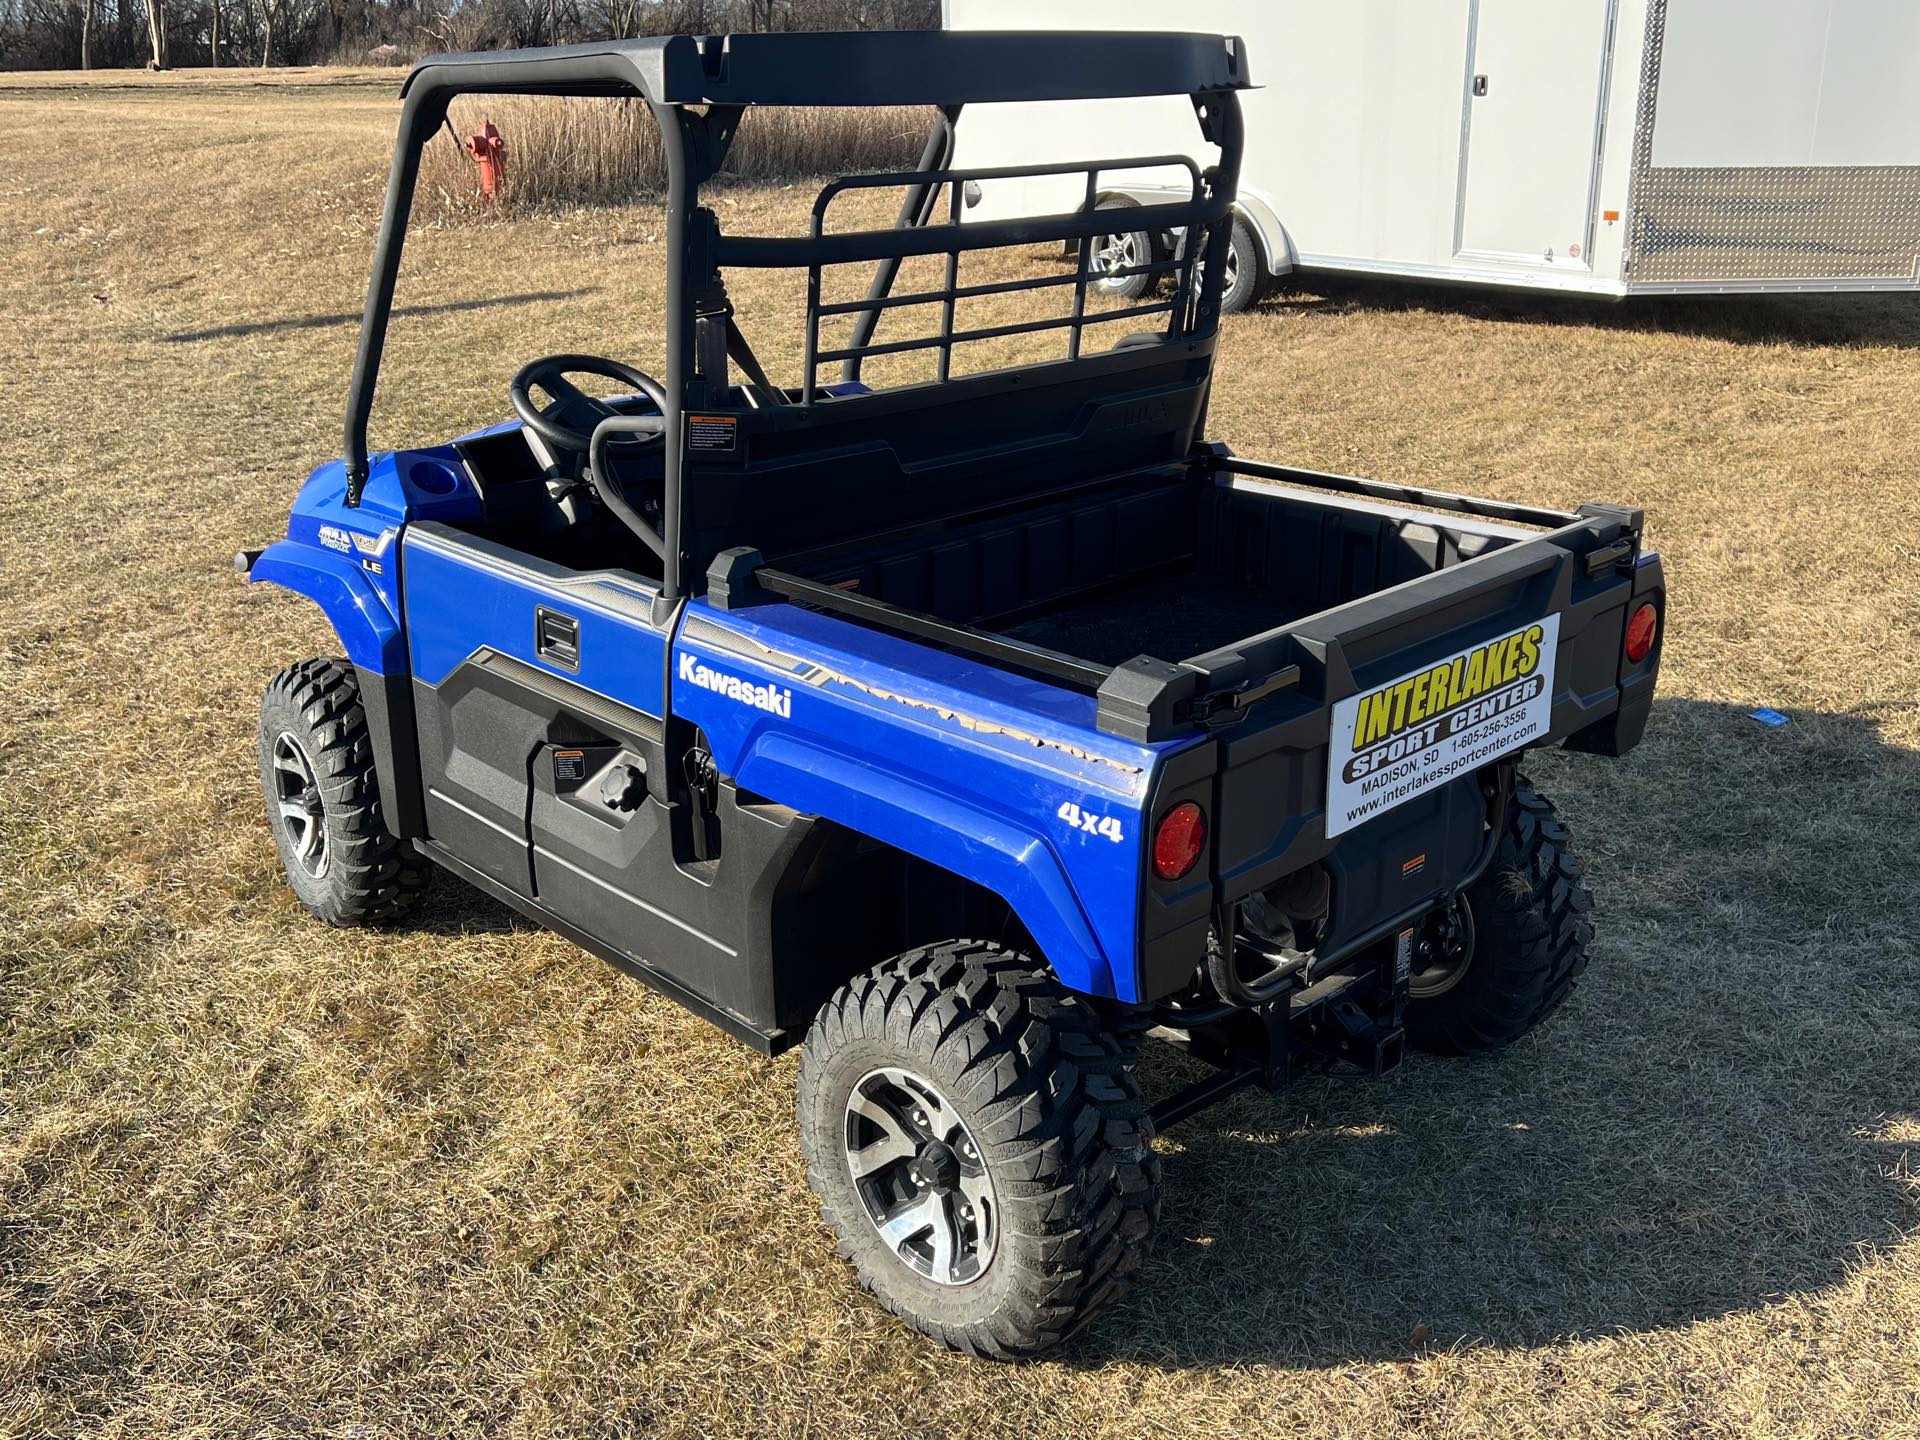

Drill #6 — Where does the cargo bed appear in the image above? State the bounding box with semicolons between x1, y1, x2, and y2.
742;447;1659;955
756;451;1598;739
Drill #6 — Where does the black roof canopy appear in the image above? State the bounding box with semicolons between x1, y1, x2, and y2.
401;30;1251;109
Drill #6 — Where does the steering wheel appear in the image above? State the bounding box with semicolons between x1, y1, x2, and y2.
509;354;666;454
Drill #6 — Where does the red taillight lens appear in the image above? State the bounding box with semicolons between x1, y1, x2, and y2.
1152;801;1207;881
1624;602;1659;663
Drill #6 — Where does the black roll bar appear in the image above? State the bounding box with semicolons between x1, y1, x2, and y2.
840;105;958;383
338;33;1251;606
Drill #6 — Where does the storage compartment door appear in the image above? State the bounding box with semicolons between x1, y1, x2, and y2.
1456;0;1613;270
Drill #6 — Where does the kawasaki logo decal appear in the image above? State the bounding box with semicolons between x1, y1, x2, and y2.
678;652;793;718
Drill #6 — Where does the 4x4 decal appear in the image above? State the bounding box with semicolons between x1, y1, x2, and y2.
1057;800;1124;843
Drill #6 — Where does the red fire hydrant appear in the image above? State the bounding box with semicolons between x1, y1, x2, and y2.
464;121;507;203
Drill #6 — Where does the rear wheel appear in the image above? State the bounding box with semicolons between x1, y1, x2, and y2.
258;658;430;927
797;941;1159;1358
1403;778;1593;1056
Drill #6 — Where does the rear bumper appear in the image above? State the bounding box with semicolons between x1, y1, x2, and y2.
1135;534;1663;1003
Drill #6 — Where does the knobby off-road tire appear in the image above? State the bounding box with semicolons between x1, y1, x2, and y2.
1404;777;1594;1057
258;657;430;927
797;941;1160;1359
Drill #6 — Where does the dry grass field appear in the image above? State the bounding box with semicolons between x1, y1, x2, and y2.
4;70;1920;1440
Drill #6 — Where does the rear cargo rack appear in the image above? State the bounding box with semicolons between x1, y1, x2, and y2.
716;449;1645;745
793;155;1206;399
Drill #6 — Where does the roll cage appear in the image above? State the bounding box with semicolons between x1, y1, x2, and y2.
342;30;1251;603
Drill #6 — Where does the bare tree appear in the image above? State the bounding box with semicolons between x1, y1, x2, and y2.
600;0;635;39
0;0;940;72
145;0;165;66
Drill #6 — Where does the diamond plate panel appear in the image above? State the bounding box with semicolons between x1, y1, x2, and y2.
1624;0;1920;284
1631;165;1920;283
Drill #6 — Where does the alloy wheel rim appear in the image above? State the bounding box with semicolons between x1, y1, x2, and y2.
1195;236;1239;298
1090;229;1142;292
844;1065;996;1286
270;731;329;879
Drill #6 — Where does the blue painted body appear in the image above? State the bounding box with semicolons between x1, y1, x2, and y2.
251;435;1198;1002
249;446;479;672
672;601;1196;1000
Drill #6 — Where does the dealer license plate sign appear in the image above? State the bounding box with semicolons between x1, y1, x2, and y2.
1325;614;1559;838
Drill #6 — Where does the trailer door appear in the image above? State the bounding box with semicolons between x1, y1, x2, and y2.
1456;0;1614;272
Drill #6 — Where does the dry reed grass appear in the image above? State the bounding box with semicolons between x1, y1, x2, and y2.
3;71;1919;1440
416;95;932;212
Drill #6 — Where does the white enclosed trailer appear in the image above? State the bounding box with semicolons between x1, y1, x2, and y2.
945;0;1920;306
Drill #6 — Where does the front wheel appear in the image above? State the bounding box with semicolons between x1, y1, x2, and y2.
797;941;1159;1358
1403;777;1594;1056
258;658;430;927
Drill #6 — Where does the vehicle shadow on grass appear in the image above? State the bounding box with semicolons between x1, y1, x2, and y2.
409;879;528;939
160;289;594;344
1264;276;1920;350
1080;697;1920;1369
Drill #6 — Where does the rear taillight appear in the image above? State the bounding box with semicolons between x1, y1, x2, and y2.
1152;801;1207;881
1625;602;1659;663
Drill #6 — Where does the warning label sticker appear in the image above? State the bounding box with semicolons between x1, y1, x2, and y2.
686;414;738;453
1325;614;1559;838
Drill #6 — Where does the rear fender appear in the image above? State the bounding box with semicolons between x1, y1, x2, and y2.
723;728;1116;996
673;603;1189;1001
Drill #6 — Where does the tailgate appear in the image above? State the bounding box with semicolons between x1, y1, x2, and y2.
1192;505;1660;916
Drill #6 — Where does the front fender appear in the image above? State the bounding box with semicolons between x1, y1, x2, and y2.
249;540;403;674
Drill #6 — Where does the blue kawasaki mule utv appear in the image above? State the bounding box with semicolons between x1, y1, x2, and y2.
238;31;1665;1357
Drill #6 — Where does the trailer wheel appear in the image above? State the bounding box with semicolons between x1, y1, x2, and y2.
1194;214;1266;315
1403;778;1593;1056
797;940;1160;1358
258;658;430;927
1087;197;1156;300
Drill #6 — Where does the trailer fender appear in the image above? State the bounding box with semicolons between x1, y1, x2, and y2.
1106;182;1294;276
1235;193;1296;276
247;539;405;675
725;728;1120;998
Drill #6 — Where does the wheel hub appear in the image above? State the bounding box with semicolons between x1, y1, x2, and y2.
1091;230;1141;290
269;731;329;879
911;1139;961;1192
1407;895;1475;999
844;1066;995;1287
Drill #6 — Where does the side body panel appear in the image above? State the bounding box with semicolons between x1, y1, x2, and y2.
948;0;1644;293
671;600;1204;1003
401;523;673;892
